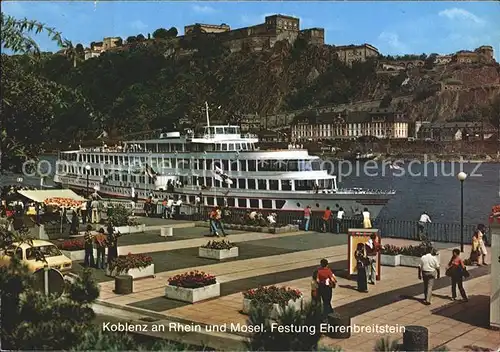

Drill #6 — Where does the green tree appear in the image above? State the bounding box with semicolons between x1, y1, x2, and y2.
152;27;169;39
0;13;69;56
136;33;145;41
166;26;178;37
126;35;137;43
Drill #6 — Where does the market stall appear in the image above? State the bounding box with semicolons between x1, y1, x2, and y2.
16;189;85;239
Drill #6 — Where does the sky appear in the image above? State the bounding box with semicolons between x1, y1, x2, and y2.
2;1;499;59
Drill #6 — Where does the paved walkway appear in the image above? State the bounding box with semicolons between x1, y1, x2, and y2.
92;229;498;351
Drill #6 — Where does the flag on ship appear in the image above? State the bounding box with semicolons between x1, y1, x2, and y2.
144;164;158;180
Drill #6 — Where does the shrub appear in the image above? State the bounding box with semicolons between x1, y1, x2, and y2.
201;240;234;250
109;253;153;273
246;300;324;351
168;270;216;288
381;244;401;255
374;336;400;351
243;286;302;307
108;204;132;227
492;205;500;214
59;239;85;251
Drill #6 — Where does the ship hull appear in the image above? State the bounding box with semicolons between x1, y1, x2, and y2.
55;175;391;218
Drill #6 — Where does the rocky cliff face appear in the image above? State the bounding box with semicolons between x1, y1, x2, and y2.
42;39;500;136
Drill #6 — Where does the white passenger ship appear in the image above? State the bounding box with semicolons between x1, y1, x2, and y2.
54;105;395;217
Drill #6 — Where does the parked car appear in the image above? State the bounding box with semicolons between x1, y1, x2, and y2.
0;240;72;273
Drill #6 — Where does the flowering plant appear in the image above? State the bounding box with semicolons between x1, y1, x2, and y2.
58;239;85;251
243;286;302;307
399;241;437;257
492;205;500;215
380;244;401;255
201;240;234;250
168;270;216;288
109;253;153;273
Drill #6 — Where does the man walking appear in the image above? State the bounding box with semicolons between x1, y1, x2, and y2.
418;246;440;305
83;225;95;268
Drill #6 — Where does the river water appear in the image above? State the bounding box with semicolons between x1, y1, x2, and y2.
2;156;499;224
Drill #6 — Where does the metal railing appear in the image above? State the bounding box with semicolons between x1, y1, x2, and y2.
102;199;489;245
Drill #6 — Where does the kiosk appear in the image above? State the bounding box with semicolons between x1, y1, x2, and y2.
347;228;381;280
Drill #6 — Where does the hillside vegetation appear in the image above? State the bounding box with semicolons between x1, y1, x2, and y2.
2;31;500;168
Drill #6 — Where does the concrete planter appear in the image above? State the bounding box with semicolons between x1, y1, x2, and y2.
380;254;401;267
61;248;104;261
106;263;155;280
242;297;304;319
400;254;440;268
198;247;239;260
165;282;220;303
115;224;145;234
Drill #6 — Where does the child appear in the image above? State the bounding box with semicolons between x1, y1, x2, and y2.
311;270;320;302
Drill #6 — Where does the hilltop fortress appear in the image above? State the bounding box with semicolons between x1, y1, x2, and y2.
82;14;495;68
181;14;325;52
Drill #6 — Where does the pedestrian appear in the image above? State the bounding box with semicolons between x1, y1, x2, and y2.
303;205;311;231
316;258;337;316
322;206;332;233
311;270;320;303
69;209;79;236
94;228;107;270
469;231;481;265
106;222;121;268
86;198;92;223
446;248;468;302
418;246;440;305
362;208;372;229
209;207;219;236
162;198;168;219
335;207;344;234
476;224;488;265
144;197;152;217
83;225;95;268
81;201;87;225
215;206;226;236
175;197;182;219
355;243;369;292
365;234;380;285
91;198;100;223
418;211;431;240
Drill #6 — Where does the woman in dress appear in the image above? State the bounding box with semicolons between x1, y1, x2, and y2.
476;224;488;265
362;208;372;229
469;231;480;265
355;243;369;292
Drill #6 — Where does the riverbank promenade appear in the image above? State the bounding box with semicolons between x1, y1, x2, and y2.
78;217;498;351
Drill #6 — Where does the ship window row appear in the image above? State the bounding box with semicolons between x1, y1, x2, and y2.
70;155;321;173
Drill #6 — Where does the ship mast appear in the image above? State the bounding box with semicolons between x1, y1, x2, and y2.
205;101;210;127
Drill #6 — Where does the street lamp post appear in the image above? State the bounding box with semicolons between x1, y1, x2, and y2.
85;165;91;198
457;172;467;252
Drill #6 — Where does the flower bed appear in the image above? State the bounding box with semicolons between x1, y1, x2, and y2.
107;253;154;279
199;240;238;260
399;241;440;268
165;271;219;303
241;286;303;319
57;238;90;261
380;244;402;267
